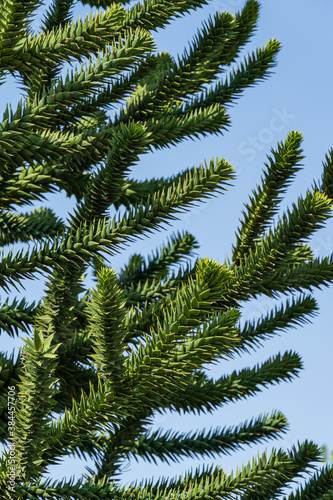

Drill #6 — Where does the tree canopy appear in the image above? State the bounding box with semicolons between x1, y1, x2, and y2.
0;0;333;498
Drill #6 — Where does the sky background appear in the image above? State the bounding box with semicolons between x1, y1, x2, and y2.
1;0;333;489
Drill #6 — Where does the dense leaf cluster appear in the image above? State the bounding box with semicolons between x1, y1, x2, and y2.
0;0;333;498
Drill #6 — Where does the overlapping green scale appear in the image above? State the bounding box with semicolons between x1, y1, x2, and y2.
0;0;332;498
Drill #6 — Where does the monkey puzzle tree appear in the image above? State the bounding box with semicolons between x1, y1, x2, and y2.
0;0;333;498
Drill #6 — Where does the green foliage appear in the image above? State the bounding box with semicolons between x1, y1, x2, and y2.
0;0;333;498
14;331;60;481
321;446;333;464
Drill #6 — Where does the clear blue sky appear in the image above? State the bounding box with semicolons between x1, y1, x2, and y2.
1;0;333;487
